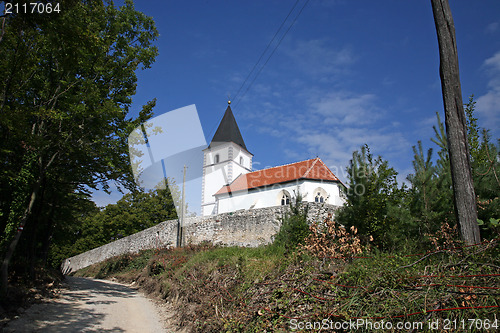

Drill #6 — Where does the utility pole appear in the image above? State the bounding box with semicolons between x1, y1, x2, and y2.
178;165;187;247
430;0;480;244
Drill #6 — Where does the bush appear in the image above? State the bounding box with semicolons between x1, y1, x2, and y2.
272;192;310;251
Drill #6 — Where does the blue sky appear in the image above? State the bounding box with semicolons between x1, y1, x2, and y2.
93;0;500;212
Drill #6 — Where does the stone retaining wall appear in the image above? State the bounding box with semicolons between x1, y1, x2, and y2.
61;203;337;274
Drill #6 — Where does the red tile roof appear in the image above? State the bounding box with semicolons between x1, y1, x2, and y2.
215;157;340;196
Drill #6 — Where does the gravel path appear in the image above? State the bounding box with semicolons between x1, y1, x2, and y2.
3;276;171;332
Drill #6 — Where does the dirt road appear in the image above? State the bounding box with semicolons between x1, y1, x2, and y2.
3;276;171;332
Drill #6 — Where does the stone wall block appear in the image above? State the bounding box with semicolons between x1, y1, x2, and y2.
61;203;338;273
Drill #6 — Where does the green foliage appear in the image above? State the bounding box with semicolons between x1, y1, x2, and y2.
74;240;500;333
407;113;456;235
272;192;310;251
408;99;499;241
465;97;500;236
465;96;488;167
1;149;38;249
49;186;178;268
406;141;434;225
430;113;456;221
0;0;159;284
472;136;500;237
336;144;409;249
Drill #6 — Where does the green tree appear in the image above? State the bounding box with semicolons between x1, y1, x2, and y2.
0;0;159;295
407;141;435;230
273;191;310;252
408;100;499;241
407;113;455;235
336;145;406;249
465;96;484;167
49;185;178;267
464;97;500;237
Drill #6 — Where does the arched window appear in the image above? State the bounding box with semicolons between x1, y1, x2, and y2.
214;154;220;164
314;187;328;204
240;156;244;166
281;193;290;206
276;190;291;206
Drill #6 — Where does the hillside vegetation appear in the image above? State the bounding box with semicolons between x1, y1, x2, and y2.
74;216;499;333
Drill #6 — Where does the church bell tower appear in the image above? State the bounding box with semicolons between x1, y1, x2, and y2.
201;101;253;216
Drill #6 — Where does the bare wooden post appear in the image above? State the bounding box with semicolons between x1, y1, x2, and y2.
178;165;186;247
430;0;480;244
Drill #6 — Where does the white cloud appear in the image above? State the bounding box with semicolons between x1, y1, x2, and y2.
309;91;379;125
484;51;500;71
291;125;411;183
476;51;500;133
278;89;410;179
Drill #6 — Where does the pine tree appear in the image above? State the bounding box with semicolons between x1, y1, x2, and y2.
407;141;435;231
336;145;404;249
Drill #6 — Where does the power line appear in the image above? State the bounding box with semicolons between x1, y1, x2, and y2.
233;0;311;109
232;0;301;104
206;0;310;142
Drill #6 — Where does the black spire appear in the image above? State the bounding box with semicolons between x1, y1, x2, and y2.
210;102;248;150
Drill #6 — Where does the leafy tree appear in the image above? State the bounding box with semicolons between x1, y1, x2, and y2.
49;185;178;267
0;0;159;295
336;145;407;249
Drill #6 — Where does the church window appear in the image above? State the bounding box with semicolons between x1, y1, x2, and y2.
315;192;325;203
281;193;290;206
240;156;244;165
314;188;327;204
214;154;220;164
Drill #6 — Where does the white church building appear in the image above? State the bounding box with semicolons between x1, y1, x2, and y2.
201;102;346;216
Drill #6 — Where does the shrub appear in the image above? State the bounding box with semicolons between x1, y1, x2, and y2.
272;192;310;251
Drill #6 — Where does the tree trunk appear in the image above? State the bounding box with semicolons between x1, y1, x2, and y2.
430;0;480;244
0;177;42;296
40;201;56;267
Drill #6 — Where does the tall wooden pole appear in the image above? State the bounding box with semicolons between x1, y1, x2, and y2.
430;0;480;244
180;165;187;247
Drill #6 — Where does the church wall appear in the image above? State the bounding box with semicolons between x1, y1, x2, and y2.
216;180;344;214
301;181;345;206
216;182;302;213
60;202;338;274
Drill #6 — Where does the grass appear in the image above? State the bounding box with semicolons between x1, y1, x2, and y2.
73;239;500;332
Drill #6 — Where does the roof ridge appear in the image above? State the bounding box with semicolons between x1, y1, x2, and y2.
319;158;338;180
214;157;342;196
250;157;318;174
302;157;319;178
